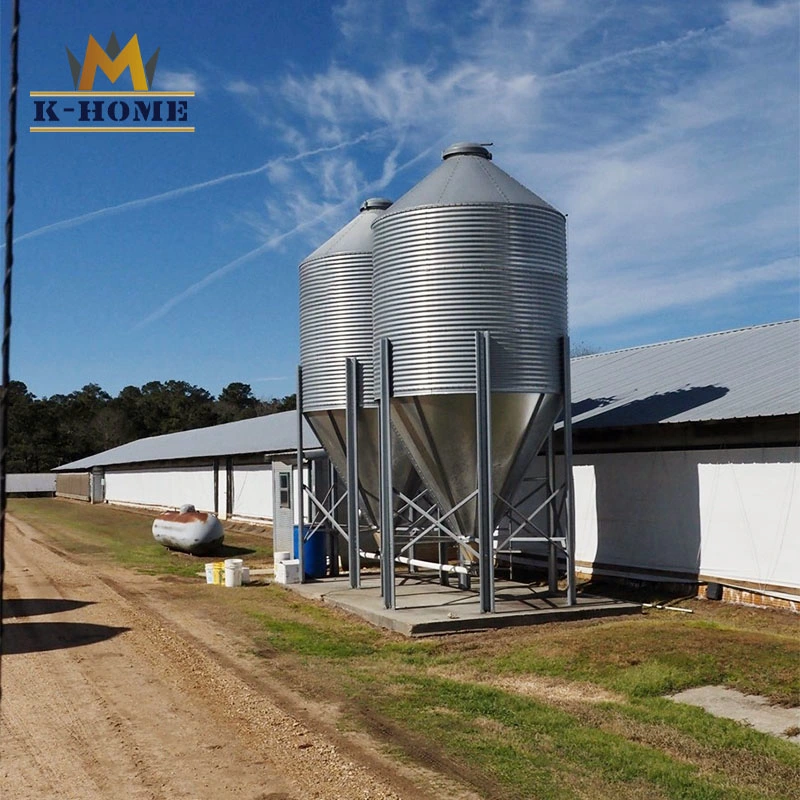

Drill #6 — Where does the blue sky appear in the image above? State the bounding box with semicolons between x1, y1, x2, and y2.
1;0;797;400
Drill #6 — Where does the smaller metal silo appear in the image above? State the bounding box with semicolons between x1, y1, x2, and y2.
298;199;417;552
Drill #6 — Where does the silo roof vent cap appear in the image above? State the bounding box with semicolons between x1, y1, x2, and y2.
442;142;493;160
360;197;393;211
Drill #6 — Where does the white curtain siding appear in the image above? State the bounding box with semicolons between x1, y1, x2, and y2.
698;449;799;590
564;447;798;589
105;465;215;512
8;473;56;493
231;464;273;520
572;464;598;566
574;450;705;574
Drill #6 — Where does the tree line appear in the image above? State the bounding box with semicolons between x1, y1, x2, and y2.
7;380;296;473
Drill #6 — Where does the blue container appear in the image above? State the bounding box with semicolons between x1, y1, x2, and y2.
293;525;327;579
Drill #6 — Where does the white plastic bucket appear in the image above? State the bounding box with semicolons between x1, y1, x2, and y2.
204;563;215;584
241;566;250;585
224;564;242;587
224;558;243;588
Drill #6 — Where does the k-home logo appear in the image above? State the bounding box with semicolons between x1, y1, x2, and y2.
31;33;194;133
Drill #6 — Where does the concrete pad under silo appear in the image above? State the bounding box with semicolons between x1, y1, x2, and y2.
284;574;641;636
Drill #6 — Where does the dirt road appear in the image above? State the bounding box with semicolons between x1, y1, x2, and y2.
1;518;459;800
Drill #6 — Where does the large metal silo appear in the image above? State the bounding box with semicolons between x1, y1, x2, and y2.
299;198;416;530
372;143;568;540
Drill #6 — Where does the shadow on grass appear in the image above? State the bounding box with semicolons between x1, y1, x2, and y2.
2;621;130;655
160;543;256;559
210;543;257;558
3;598;96;619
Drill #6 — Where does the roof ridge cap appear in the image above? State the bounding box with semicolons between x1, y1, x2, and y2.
573;319;799;360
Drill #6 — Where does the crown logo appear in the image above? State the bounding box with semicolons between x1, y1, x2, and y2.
66;33;159;91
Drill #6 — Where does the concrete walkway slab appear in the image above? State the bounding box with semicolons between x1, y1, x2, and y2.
672;686;800;742
285;573;641;636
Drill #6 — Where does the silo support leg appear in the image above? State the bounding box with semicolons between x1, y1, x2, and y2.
546;434;559;594
438;538;450;586
379;338;396;610
476;331;495;613
329;461;340;578
346;357;361;589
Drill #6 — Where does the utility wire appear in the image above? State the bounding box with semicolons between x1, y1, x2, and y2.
1;0;21;688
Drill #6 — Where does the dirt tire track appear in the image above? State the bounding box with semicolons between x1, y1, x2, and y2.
94;571;482;800
2;516;478;800
2;519;396;798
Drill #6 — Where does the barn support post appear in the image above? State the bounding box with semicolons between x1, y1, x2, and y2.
562;335;577;606
296;364;305;582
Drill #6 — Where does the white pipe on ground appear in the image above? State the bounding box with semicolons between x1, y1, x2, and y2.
358;550;471;575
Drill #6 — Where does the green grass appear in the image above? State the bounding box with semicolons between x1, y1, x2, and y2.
370;675;793;800
475;617;800;705
9;498;800;800
248;590;380;659
619;698;800;767
235;580;800;798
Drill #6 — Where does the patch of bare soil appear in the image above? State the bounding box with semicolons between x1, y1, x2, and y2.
1;517;477;800
492;674;622;705
428;663;623;707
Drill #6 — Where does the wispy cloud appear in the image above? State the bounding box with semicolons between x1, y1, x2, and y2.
156;69;204;92
256;0;797;341
572;256;800;328
726;0;798;34
134;139;440;328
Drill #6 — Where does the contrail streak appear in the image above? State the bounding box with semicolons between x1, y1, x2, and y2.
545;25;719;84
134;138;440;330
9;129;383;246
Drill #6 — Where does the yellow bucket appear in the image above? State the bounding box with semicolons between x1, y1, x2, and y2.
212;561;225;585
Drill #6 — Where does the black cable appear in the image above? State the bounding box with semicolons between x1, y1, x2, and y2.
1;0;21;689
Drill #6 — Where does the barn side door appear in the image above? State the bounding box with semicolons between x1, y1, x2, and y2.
90;467;105;504
272;460;294;554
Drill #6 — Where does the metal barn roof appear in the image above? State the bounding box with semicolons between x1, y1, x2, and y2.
56;320;798;471
571;319;799;428
55;411;321;471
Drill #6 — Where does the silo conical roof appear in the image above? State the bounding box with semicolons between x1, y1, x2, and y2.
382;143;556;216
302;198;392;263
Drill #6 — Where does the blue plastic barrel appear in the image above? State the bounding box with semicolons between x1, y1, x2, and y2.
293;525;327;579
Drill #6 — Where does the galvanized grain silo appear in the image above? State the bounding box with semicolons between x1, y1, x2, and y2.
372;143;568;540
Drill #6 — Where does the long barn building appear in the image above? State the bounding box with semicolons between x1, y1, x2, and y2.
55;320;799;608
